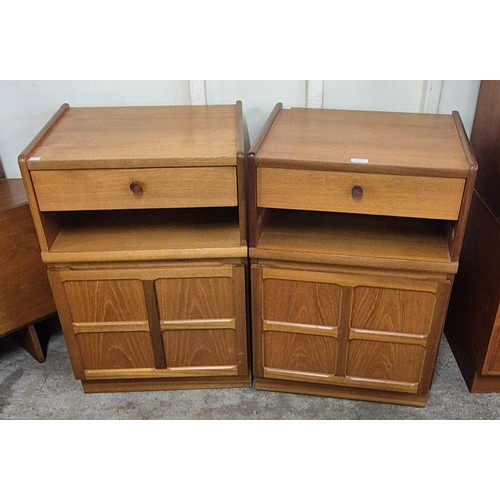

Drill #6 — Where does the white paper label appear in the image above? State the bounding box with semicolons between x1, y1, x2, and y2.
350;158;369;164
29;156;41;161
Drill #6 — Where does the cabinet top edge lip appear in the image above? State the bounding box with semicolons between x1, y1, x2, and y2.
24;104;239;167
254;107;472;175
26;159;238;170
253;159;469;178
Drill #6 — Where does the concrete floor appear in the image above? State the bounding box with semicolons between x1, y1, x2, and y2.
1;323;500;419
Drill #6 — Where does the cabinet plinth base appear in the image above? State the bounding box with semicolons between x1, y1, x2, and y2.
468;373;500;393
255;378;427;408
82;374;252;394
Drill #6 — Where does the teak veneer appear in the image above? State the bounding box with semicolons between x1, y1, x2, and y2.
0;179;56;362
19;103;250;393
249;106;477;407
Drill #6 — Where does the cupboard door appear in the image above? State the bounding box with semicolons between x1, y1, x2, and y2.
346;282;438;392
155;265;247;375
259;268;342;380
64;279;155;371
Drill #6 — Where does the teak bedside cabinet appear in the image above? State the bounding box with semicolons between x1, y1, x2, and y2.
19;103;251;393
248;105;477;407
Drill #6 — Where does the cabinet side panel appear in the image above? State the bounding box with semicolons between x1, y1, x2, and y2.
0;205;55;334
446;193;500;373
47;270;85;379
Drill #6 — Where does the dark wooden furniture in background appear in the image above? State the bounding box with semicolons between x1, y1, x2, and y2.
249;106;477;407
19;103;250;393
0;178;56;362
445;81;500;392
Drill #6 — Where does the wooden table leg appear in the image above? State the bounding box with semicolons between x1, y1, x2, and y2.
13;324;46;363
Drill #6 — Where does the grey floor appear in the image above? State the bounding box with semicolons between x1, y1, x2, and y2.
1;323;500;419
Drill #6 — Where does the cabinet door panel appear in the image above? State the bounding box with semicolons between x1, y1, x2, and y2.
348;282;439;391
65;279;148;322
156;267;244;372
77;331;155;370
163;329;236;367
263;278;341;327
64;279;153;372
264;331;337;375
156;276;233;320
352;286;435;335
260;270;341;379
346;339;425;386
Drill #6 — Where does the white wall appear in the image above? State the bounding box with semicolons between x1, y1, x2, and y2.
0;80;480;178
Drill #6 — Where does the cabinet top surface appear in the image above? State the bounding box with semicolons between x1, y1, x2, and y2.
27;105;238;168
0;179;27;211
256;108;472;175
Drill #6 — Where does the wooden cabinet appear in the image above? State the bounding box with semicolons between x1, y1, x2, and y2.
249;106;476;406
445;81;500;392
0;179;56;362
253;265;450;399
19;103;250;393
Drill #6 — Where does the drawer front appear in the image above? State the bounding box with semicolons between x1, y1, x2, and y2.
257;167;465;220
32;166;237;211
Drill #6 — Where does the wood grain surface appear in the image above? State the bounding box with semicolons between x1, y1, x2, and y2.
257;167;464;220
0;179;27;211
256;108;470;175
351;286;436;335
264;331;337;375
162;329;237;368
0;187;55;335
256;210;453;271
156;275;234;320
64;279;148;322
255;377;427;407
156;271;240;370
76;331;155;370
27;105;237;169
346;340;425;385
263;275;341;327
46;208;245;262
32;167;237;211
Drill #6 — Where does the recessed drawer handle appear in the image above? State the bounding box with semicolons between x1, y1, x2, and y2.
129;181;143;194
351;185;363;200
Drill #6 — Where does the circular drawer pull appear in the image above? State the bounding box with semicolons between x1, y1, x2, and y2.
351;185;363;200
129;181;143;194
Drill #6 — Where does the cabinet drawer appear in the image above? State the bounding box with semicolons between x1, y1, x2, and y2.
32;166;238;211
257;167;465;220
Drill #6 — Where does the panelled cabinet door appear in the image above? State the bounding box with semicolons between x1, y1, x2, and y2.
255;265;450;394
60;264;248;381
64;279;155;373
258;267;342;381
346;281;439;393
155;265;248;377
